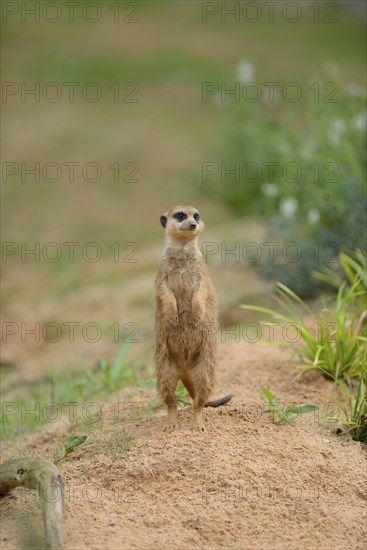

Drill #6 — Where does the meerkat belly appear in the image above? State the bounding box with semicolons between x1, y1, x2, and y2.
166;266;203;363
168;264;198;304
167;327;202;366
171;276;195;313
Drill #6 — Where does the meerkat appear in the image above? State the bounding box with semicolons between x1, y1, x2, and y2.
154;205;233;432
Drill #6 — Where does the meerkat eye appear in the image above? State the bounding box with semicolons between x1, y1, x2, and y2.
174;212;186;221
193;213;200;221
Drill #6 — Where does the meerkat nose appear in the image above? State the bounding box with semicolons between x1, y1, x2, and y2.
189;223;197;229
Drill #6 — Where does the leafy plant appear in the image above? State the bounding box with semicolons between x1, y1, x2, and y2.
261;388;318;425
53;434;87;464
327;362;367;443
202;66;365;221
312;250;367;315
200;60;366;297
1;342;136;442
241;252;367;381
175;381;191;407
96;340;135;392
54;340;135;402
138;378;191;409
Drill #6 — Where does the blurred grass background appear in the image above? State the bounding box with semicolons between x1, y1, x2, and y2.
1;1;366;420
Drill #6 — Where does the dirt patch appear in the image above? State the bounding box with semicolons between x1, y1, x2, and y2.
1;342;366;550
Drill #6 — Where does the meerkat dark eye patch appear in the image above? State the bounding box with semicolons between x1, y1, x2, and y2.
193;213;200;221
160;215;167;228
173;212;187;221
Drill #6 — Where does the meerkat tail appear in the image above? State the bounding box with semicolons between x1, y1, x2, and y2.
205;394;233;408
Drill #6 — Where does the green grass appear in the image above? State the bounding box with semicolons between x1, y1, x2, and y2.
242;251;366;443
261;388;317;425
138;378;191;413
138;378;192;407
0;341;137;441
327;362;367;443
53;434;88;464
52;341;137;403
104;430;135;460
241;252;366;382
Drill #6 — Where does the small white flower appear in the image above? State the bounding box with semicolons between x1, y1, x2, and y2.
351;111;366;132
261;183;278;197
323;61;338;77
279;197;298;218
237;60;255;85
300;139;318;160
307;209;320;224
278;141;293;156
328;118;346;147
332;119;346;133
345;84;366;98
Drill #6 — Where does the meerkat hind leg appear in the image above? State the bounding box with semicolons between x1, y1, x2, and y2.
165;401;178;432
182;376;204;430
159;363;179;432
192;401;205;432
181;375;196;400
191;361;214;432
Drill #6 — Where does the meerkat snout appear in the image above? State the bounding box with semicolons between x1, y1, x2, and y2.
160;205;203;242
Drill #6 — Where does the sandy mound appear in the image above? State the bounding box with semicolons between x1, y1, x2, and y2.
1;342;366;549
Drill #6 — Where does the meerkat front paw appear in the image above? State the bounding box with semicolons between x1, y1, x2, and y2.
167;316;179;329
191;302;205;327
163;307;179;329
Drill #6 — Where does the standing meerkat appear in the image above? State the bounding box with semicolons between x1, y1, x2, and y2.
155;205;233;432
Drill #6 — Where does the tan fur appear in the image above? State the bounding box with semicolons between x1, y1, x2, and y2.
154;205;218;431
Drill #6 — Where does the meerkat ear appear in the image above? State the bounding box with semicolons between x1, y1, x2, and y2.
160;215;167;228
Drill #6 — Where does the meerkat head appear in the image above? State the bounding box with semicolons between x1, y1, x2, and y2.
160;205;204;242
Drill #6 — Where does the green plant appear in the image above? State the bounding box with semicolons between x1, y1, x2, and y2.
241;252;366;381
1;342;136;442
312;250;367;314
200;61;366;298
175;381;191;407
53;435;87;464
96;340;135;392
54;340;135;402
327;362;367;443
261;388;317;425
257;224;334;299
138;378;191;410
104;430;135;460
203;67;365;218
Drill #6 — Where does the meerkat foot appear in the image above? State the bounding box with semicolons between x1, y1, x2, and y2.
164;409;178;432
192;408;205;432
164;422;178;432
192;421;205;432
